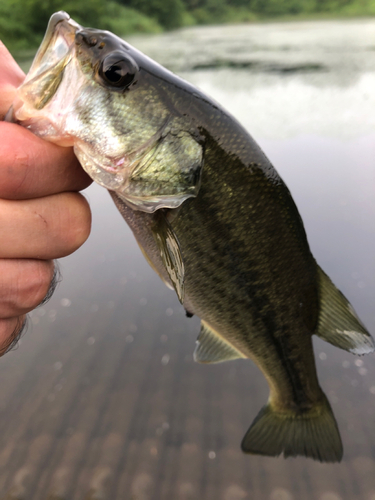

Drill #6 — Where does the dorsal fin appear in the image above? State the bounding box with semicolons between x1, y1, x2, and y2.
194;321;245;363
315;266;374;355
152;211;185;303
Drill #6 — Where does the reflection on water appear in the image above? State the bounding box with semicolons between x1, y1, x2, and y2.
1;19;375;499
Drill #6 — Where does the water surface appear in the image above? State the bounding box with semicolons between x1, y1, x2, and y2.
1;19;374;499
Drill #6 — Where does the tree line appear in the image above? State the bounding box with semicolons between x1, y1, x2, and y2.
1;0;374;52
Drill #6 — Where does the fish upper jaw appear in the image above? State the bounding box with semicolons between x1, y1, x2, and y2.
7;12;82;146
26;12;81;85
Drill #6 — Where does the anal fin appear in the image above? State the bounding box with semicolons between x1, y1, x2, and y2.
316;266;375;355
194;321;245;363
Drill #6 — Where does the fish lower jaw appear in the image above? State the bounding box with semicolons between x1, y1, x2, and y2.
9;99;72;146
25;119;74;146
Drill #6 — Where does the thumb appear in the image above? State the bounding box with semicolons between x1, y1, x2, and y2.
0;41;26;119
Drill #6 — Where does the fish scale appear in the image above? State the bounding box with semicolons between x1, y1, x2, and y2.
171;142;320;400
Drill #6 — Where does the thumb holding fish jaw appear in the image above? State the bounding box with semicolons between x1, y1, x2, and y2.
0;41;25;120
0;41;93;355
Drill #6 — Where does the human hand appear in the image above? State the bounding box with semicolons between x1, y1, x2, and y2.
0;41;92;355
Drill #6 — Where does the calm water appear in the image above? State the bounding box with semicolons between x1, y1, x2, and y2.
1;19;375;499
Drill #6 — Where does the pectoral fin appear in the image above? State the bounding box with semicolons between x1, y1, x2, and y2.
315;266;375;355
137;240;174;291
194;321;245;363
152;212;185;303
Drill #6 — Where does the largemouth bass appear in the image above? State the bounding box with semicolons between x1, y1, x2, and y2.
7;12;374;463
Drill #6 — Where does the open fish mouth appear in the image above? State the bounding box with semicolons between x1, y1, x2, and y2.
6;11;86;146
6;12;80;122
25;11;81;85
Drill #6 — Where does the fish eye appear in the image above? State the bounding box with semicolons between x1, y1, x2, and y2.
99;53;138;89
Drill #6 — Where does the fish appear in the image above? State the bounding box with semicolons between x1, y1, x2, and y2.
7;11;374;463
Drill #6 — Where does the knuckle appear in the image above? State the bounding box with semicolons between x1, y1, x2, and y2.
17;260;54;311
62;193;91;254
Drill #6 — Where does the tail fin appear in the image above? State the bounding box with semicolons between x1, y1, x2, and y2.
241;394;343;463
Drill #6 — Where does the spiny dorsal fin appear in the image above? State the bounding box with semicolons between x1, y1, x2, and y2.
194;321;245;363
152;212;185;303
316;266;374;355
241;393;343;463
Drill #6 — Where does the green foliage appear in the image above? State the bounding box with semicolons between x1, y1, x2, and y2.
185;0;258;24
184;0;375;21
249;0;314;15
100;4;162;36
1;0;374;55
0;0;161;52
314;0;375;13
121;0;185;29
189;0;229;23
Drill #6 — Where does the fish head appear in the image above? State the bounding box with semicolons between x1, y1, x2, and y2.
9;12;203;212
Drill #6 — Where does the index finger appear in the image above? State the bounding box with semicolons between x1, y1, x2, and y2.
0;122;92;199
